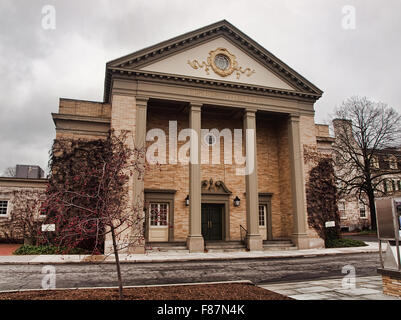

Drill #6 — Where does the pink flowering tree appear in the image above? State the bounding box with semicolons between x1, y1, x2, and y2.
41;130;146;299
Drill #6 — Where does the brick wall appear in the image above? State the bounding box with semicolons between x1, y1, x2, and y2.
59;99;111;118
144;109;293;241
382;275;401;298
0;181;47;242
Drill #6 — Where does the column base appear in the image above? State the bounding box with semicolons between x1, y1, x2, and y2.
246;234;263;251
186;235;204;253
104;239;146;255
292;233;324;249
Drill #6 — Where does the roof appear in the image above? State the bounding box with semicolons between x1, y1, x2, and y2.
103;20;323;103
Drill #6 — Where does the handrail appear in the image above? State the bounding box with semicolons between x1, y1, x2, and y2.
240;225;248;245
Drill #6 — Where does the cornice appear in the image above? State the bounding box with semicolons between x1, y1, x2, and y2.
108;68;321;103
0;177;48;186
52;113;111;124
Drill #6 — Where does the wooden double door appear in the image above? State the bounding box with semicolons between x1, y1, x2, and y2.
201;204;223;241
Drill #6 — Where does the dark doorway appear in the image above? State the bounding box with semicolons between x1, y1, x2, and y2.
201;204;223;241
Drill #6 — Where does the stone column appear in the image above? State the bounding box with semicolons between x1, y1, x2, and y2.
105;93;140;254
129;96;148;254
186;102;204;253
288;114;309;249
244;109;263;251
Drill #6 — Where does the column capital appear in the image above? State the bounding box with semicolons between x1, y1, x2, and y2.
243;108;257;116
136;96;149;108
289;113;300;122
189;102;203;111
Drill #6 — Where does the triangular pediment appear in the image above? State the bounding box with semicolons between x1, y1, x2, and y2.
105;20;322;101
138;37;294;90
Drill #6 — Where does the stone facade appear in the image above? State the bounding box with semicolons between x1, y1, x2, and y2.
49;20;328;252
0;177;47;242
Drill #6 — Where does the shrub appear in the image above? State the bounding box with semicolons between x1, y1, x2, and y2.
13;245;88;255
325;238;368;248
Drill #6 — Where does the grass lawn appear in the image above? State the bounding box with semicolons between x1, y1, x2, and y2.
0;283;292;300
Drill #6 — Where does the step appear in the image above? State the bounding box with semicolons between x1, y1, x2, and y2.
205;248;248;253
205;241;245;249
263;246;297;251
145;242;188;253
263;240;293;245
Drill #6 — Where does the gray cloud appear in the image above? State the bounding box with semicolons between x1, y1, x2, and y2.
0;0;400;174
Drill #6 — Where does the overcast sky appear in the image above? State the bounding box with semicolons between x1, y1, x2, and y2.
0;0;400;175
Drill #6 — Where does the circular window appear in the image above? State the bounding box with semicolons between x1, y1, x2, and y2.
214;54;230;71
204;133;217;146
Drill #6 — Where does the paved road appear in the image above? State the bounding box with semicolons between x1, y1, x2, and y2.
0;253;380;291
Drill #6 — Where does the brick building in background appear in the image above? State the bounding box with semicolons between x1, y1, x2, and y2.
50;20;332;253
333;119;401;232
0;165;47;242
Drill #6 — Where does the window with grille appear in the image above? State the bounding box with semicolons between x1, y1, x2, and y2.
389;156;398;170
371;156;380;169
0;201;8;216
258;205;266;227
339;201;347;219
149;203;168;226
359;201;366;218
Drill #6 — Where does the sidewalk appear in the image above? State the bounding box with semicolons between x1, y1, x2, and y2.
0;244;22;256
0;242;380;264
259;276;400;300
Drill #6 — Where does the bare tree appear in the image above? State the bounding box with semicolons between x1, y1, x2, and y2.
42;131;146;299
333;96;401;229
3;167;16;177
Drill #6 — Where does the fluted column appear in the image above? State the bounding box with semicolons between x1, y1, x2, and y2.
244;109;263;251
130;96;148;254
186;102;204;252
288;114;309;249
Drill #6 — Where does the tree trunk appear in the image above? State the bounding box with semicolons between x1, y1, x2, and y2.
111;226;123;300
367;191;377;230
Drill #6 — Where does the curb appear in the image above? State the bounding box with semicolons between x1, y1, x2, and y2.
0;280;254;294
0;247;380;265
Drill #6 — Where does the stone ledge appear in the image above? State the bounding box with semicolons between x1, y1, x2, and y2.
378;268;401;279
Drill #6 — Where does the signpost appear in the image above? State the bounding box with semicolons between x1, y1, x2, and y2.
375;197;401;271
41;224;55;232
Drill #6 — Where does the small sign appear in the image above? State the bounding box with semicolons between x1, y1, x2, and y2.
42;224;55;232
325;221;335;228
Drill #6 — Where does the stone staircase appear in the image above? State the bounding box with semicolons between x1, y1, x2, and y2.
145;239;296;253
205;241;247;253
145;242;189;253
263;240;297;251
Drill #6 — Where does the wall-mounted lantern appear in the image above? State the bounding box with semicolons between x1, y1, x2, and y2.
185;195;190;206
234;196;241;207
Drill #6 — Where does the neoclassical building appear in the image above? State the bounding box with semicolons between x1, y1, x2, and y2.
52;20;329;253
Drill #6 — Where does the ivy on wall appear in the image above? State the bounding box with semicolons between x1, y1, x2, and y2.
304;147;340;243
41;137;112;252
